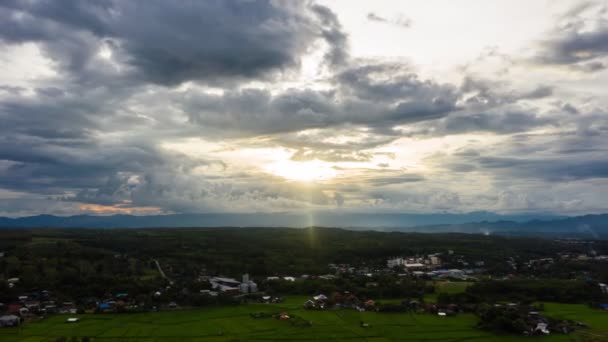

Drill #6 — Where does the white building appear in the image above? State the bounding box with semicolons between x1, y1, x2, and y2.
209;277;240;292
239;274;258;294
0;315;20;327
387;258;404;268
404;263;425;269
430;256;441;266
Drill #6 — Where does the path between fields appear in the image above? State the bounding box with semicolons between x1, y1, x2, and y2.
153;259;173;285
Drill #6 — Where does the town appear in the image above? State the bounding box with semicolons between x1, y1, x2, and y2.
2;228;607;338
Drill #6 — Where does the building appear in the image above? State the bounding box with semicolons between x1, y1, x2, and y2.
404;262;425;270
430;256;441;266
0;315;20;327
239;274;258;293
387;258;404;268
209;277;241;292
6;278;19;289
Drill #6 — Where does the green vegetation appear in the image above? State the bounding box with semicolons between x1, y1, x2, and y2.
425;281;473;302
1;228;607;340
3;299;605;341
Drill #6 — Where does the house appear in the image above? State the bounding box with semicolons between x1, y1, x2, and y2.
43;304;57;314
534;322;550;334
319;274;336;280
313;294;327;302
0;315;20;327
97;302;112;312
24;301;40;312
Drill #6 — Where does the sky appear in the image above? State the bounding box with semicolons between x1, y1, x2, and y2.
1;0;608;217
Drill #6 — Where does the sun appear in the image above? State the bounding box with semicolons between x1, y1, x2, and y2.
265;159;339;182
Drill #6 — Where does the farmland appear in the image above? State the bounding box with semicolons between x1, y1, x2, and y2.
1;297;606;342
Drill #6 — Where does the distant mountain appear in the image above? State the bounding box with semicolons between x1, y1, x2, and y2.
396;214;608;238
2;211;608;237
0;211;564;229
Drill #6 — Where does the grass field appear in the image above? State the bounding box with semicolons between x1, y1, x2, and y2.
1;296;606;342
424;281;473;302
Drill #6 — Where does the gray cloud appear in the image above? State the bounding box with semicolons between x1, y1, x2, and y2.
184;61;462;137
290;149;373;162
0;0;607;216
0;0;345;85
535;2;608;70
367;12;412;28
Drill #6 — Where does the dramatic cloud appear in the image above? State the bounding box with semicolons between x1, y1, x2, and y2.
0;0;343;85
1;0;607;217
535;2;608;71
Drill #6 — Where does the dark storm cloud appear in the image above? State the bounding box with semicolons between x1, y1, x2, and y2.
0;0;343;85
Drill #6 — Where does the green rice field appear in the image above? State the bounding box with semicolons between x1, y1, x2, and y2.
1;296;606;341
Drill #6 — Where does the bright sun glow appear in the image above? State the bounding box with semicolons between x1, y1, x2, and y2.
265;159;339;182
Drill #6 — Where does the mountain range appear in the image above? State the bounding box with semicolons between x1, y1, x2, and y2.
1;211;607;238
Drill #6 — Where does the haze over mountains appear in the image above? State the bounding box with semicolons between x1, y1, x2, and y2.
1;212;607;238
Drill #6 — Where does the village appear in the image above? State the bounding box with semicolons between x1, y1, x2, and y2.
2;246;607;337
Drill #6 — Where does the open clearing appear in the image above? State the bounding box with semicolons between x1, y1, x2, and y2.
1;297;605;341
